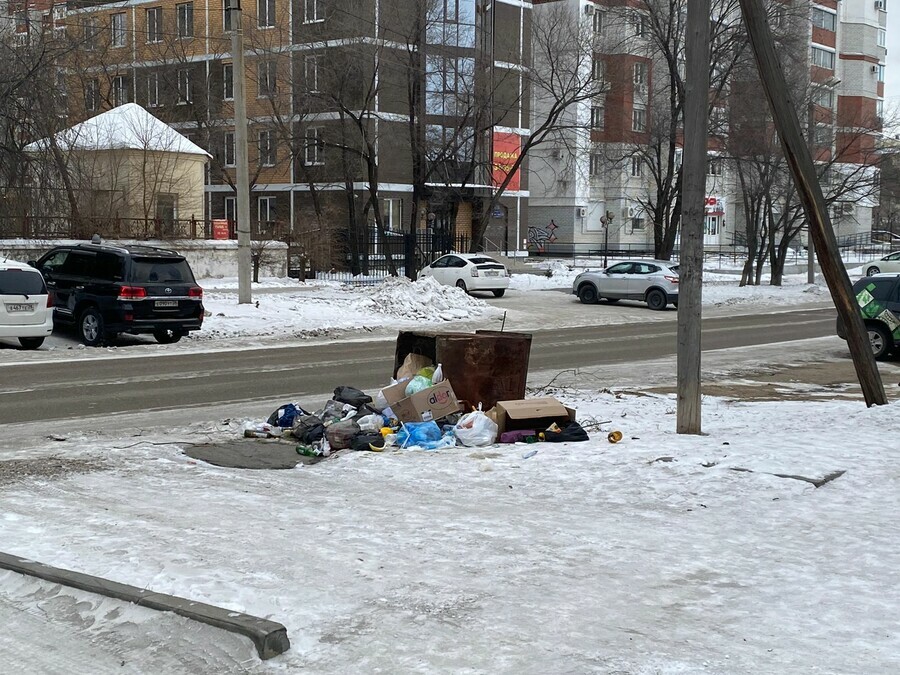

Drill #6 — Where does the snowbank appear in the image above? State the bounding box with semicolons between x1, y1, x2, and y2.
358;276;497;322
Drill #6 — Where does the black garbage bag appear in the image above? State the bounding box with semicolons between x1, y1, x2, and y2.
350;433;385;452
542;421;590;443
292;415;326;445
333;386;373;408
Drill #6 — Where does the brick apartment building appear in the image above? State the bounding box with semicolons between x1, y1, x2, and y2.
528;0;888;252
18;0;531;262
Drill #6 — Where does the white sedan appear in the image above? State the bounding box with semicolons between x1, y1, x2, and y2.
863;251;900;276
418;253;510;297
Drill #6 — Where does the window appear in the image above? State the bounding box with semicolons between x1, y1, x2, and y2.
177;69;192;103
156;194;177;225
813;86;834;109
93;253;125;282
305;55;320;93
876;99;884;119
177;2;194;37
631;217;646;232
257;0;275;27
112;75;129;106
304;0;323;22
224;131;236;166
223;0;233;30
607;263;633;274
111;13;126;47
707;157;722;176
633;12;649;37
224;196;236;223
258;60;276;98
811;7;836;31
305;127;323;164
591;104;605;130
633;62;647;91
258;130;275;166
878;29;886;47
258;196;276;224
632;106;647;132
771;5;786;28
591;57;604;81
147;71;160;107
83;17;98;49
223;63;234;100
85;79;99;111
592;9;605;34
589;152;603;177
813;123;833;147
631;155;643;177
811;46;835;69
384;198;403;231
876;64;885;82
146;7;162;43
704;216;720;236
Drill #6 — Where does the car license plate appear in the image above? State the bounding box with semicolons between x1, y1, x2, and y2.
485;270;499;277
5;303;35;313
154;300;178;309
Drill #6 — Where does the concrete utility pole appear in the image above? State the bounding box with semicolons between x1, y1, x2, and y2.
229;0;252;304
737;0;886;406
676;0;710;434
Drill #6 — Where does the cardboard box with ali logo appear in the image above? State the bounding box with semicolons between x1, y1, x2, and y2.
382;380;461;424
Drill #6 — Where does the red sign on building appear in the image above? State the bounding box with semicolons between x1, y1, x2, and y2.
492;132;521;191
212;219;232;240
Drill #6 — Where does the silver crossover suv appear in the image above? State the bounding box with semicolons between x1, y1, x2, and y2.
572;260;679;310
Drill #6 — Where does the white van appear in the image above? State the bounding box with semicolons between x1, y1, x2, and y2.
0;259;54;349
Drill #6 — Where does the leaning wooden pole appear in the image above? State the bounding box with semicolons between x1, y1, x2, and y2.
677;0;711;434
737;0;887;406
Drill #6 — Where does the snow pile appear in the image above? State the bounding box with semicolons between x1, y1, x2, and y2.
1;390;899;671
359;276;496;321
704;281;829;306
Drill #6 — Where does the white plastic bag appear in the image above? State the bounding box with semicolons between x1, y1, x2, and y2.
357;413;384;432
454;410;498;447
431;363;444;384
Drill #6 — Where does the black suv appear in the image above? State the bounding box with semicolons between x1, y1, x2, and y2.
33;242;204;346
837;274;900;360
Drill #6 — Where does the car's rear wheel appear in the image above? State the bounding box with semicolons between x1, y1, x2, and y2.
492;289;506;298
455;279;468;293
154;328;184;344
79;308;105;347
868;324;892;360
578;284;598;304
18;337;44;350
867;266;881;276
646;289;667;311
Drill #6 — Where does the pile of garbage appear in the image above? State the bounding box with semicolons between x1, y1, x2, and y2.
241;351;594;457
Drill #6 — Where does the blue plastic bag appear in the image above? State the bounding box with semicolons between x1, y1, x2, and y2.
267;403;309;428
396;421;457;450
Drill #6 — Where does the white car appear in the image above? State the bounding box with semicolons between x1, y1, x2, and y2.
0;259;54;349
572;259;680;310
863;251;900;276
418;253;510;297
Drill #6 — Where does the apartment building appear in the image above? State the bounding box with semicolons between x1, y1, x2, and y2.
52;0;530;256
528;0;888;252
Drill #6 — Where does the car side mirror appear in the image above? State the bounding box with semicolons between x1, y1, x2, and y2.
27;260;37;268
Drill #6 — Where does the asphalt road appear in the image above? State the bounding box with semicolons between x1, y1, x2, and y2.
0;306;838;425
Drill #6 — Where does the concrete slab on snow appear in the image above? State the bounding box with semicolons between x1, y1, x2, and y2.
0;552;290;660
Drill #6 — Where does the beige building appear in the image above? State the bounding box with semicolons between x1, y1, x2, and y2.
25;103;210;237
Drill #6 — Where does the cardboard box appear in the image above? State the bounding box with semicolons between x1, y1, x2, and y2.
487;397;576;434
382;380;461;424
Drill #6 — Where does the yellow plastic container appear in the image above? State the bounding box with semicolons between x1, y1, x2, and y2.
607;430;623;444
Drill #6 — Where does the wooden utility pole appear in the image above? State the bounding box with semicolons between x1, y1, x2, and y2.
737;0;886;406
676;0;710;434
228;0;252;304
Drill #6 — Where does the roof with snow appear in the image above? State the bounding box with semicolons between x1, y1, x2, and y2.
24;104;211;158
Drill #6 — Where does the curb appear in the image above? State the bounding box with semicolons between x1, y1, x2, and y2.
0;551;290;660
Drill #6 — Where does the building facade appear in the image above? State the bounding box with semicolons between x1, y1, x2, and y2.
528;0;888;253
22;0;531;264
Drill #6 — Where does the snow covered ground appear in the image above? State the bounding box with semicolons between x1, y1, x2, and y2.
1;374;899;672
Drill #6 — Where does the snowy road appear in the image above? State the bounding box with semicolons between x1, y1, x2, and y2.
0;307;839;424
